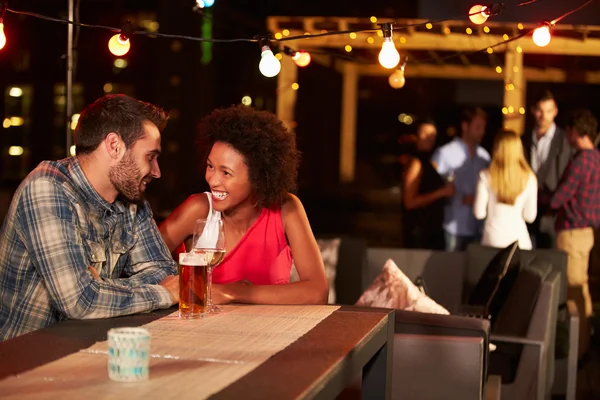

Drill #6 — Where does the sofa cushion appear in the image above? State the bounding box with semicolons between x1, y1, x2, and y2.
493;258;551;336
356;259;449;315
290;238;341;304
467;241;520;322
489;266;556;385
466;243;568;307
318;238;341;304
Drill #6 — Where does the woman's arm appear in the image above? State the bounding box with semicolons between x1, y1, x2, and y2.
218;193;329;305
523;173;538;223
158;193;210;253
473;171;489;220
403;158;452;210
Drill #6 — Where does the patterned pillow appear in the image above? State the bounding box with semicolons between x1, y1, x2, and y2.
289;238;341;304
356;258;449;315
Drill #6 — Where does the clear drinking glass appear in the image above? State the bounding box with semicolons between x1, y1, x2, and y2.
192;218;226;313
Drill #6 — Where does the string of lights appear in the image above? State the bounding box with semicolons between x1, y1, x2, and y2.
0;0;594;81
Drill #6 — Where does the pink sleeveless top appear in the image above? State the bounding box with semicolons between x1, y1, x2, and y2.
212;207;292;285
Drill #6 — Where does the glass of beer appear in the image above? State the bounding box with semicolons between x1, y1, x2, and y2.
178;251;209;319
192;218;226;313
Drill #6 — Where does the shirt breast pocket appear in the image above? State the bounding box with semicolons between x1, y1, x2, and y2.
84;239;107;273
109;232;136;276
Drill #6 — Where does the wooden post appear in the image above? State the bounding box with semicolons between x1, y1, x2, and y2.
339;62;359;183
276;55;299;132
66;0;74;156
503;44;525;134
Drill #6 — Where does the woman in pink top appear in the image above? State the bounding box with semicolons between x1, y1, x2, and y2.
159;105;328;305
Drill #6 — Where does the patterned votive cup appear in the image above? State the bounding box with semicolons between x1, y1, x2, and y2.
107;327;151;382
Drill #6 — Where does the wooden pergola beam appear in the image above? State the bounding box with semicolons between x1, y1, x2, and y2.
268;16;600;35
354;63;600;84
279;31;600;57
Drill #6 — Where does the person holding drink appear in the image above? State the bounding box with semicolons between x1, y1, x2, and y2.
432;107;490;251
0;95;178;341
160;105;328;307
401;118;455;250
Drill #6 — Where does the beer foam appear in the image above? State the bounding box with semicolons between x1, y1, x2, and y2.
179;251;207;266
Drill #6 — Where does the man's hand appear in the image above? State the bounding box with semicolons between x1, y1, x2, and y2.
462;194;475;206
88;266;101;280
440;182;455;198
160;275;179;304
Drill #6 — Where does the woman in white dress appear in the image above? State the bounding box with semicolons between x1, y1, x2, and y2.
474;129;537;249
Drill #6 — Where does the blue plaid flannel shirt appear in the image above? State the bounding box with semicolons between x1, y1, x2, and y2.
0;157;177;341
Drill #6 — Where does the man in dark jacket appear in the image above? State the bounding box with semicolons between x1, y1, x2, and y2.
522;90;572;248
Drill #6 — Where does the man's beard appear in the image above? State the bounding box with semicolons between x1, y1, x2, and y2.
108;151;148;204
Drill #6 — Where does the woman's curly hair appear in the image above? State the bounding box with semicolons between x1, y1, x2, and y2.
197;105;301;208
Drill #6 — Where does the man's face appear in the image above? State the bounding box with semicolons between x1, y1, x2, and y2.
109;121;162;204
416;123;437;152
532;99;558;133
463;116;486;144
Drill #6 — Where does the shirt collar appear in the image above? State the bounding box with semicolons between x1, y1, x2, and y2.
532;123;556;145
68;157;115;212
454;137;479;155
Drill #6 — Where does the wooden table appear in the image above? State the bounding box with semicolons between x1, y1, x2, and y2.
0;306;394;399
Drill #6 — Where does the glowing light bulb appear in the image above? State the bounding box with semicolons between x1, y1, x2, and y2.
259;47;281;77
108;34;130;56
532;25;551;47
293;51;311;67
0;23;6;50
202;0;215;7
379;38;400;69
388;69;406;89
468;5;489;25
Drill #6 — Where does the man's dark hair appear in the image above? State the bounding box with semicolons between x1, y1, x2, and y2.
532;89;555;105
415;117;437;132
197;105;300;209
461;106;488;124
75;94;169;155
566;109;598;141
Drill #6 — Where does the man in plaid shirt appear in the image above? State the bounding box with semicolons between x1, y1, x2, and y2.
549;109;600;358
0;95;179;341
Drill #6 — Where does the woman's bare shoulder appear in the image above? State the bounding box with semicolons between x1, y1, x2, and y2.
169;192;210;221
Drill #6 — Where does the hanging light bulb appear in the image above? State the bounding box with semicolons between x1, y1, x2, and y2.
258;38;281;78
388;56;408;89
293;51;311;67
0;2;7;50
389;69;405;89
532;22;552;47
378;23;400;69
283;46;312;67
468;5;489;25
108;21;134;56
468;3;504;25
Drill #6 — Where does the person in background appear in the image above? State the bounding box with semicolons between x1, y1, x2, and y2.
402;118;454;249
522;90;572;248
159;105;328;305
474;129;537;249
0;95;179;342
546;109;600;359
433;107;490;251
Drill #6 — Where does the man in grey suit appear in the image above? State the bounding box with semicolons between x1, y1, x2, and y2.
522;90;572;248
